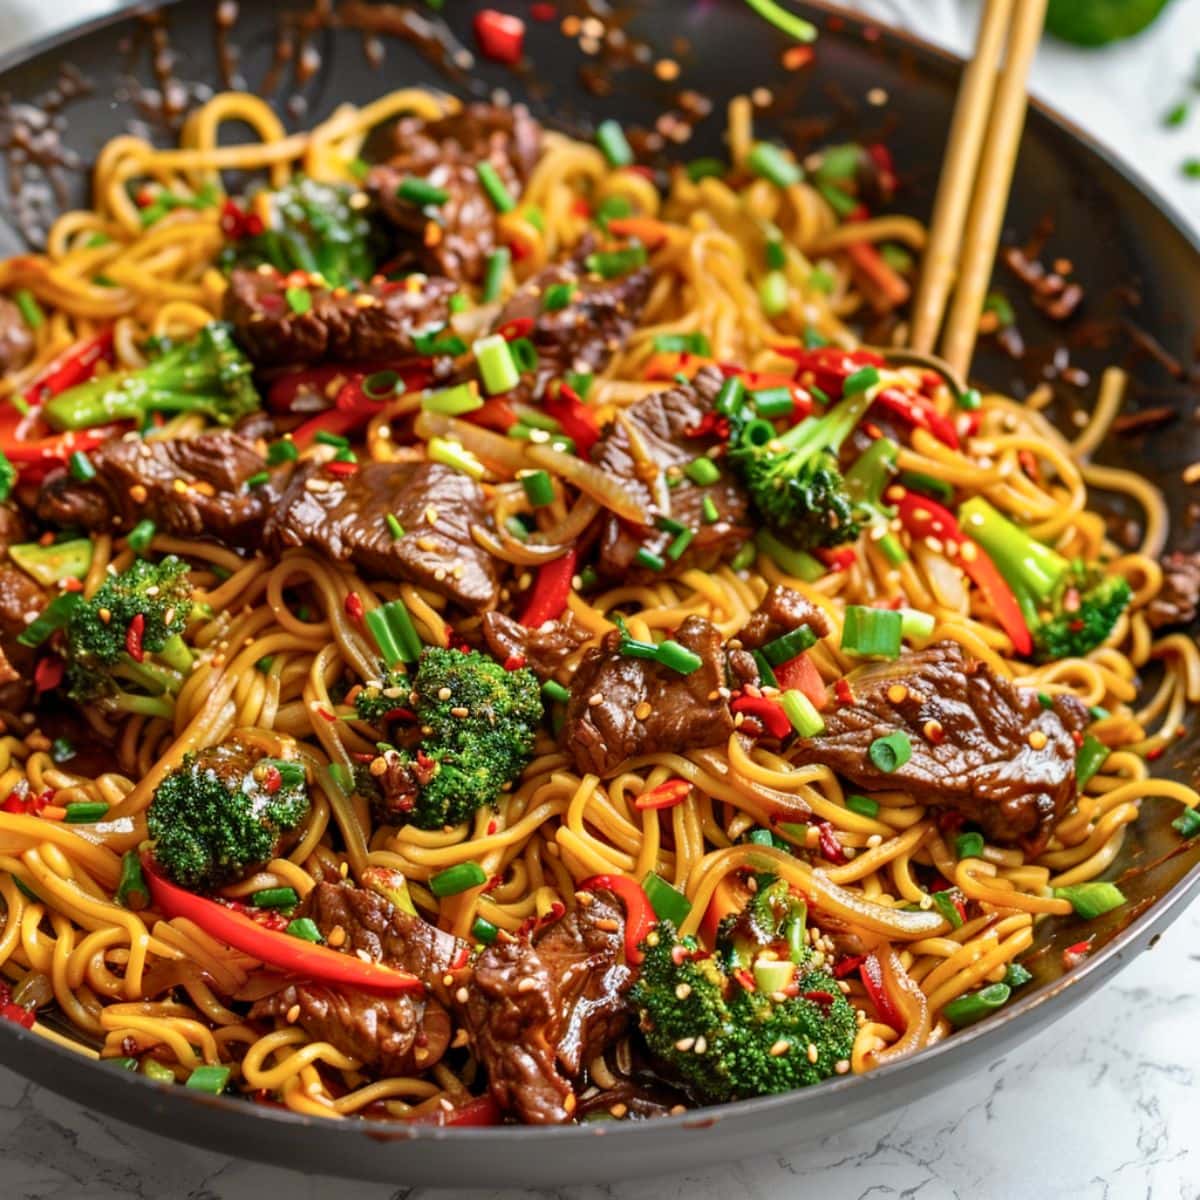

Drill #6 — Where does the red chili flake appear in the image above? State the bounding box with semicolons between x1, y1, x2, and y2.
1071;730;1084;748
62;577;84;593
502;654;527;671
125;613;146;663
508;237;531;263
450;946;471;970
1;791;26;814
135;186;156;208
936;810;965;835
670;943;689;966
474;9;525;64
486;819;498;835
834;678;855;706
326;460;358;477
920;371;942;395
483;874;504;894
261;765;282;795
33;657;63;694
683;410;731;440
317;706;336;722
802;989;836;1012
570;197;592;219
782;44;814;70
832;954;865;979
1062;938;1092;969
1147;744;1165;761
344;593;365;623
496;316;536;342
447;631;473;654
634;779;691;811
383;707;416;723
530;1;556;20
816;820;848;865
733;967;757;992
416;750;435;771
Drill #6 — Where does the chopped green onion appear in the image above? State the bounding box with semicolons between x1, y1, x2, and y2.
64;802;109;823
731;541;757;572
263;758;305;789
363;369;404;400
667;529;694;561
747;142;803;188
285;917;324;943
267;439;298;466
781;689;824;737
509;337;539;373
807;267;834;294
596;119;634;167
751;651;778;689
542;679;570;704
955;832;985;860
1172;807;1200;838
684;455;721;485
430;862;488;897
983;291;1015;326
142;1059;176;1084
423;381;484;416
365;597;423;666
843;366;880;394
471;916;499;945
755;529;824;581
880;243;913;273
686;157;726;181
520;469;555;507
412;326;467;356
1076;734;1110;790
585;244;647;279
1089;705;1110;721
751;385;794;419
656;639;703;675
702;495;720;524
714;375;745;417
67;450;96;482
868;731;911;773
109;1056;139;1072
759;270;789;317
642;871;692;925
473;334;520;396
931;889;964;929
396;176;449;207
253;887;300;910
899;469;954;505
18;591;82;648
635;547;666;572
542;282;576;311
845;794;879;819
14;289;44;330
565;370;594;397
246;471;273;489
186;1065;231;1094
1054;881;1126;919
523;205;545;231
943;982;1010;1027
482;246;510;303
285;286;312;315
765;237;787;270
653;331;711;356
315;430;349;448
476;161;516;213
803;326;828;347
1164;101;1189;127
1003;962;1033;988
116;850;149;910
814;143;862;182
256;656;274;673
655;515;688;535
448;292;469;314
958;387;982;411
896;608;935;642
760;624;818;666
841;605;902;659
50;736;75;764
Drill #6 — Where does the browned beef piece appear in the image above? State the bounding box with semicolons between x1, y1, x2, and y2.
563;614;733;776
1146;550;1200;630
591;369;751;582
481;609;590;682
0;296;34;377
36;429;270;546
364;745;434;826
250;882;466;1076
790;641;1089;851
0;504;28;552
266;460;499;612
0;561;46;706
457;889;633;1125
223;268;456;367
370;103;542;286
726;585;832;687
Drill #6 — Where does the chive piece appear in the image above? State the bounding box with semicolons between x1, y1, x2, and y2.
803;326;828;348
596;194;633;227
314;429;350;448
50;736;76;764
781;689;824;737
702;495;720;524
642;871;692;925
655;514;688;535
267;439;299;465
520;469;555;507
64;801;109;823
412;326;468;356
899;469;954;505
750;385;794;419
14;289;44;330
956;832;985;860
1164;101;1189;127
430;862;488;896
731;541;757;572
185;1065;231;1094
365;598;423;667
253;887;300;910
760;624;818;666
363;369;404;400
523;205;545;231
1182;158;1200;180
396;176;449;207
653;331;711;356
509;337;539;373
765;237;787;270
116;850;149;910
755;529;825;581
471;916;499;945
127;519;157;557
256;655;274;674
68;450;96;483
747;142;803;188
845;794;879;819
18;591;82;648
931;889;964;929
1054;882;1126;919
565;370;594;397
285;917;324;943
714;375;745;417
448;292;468;314
423;381;484;416
843;366;880;394
585;244;648;279
983;291;1015;326
109;1056;139;1072
473;334;520;396
868;731;911;773
943;982;1011;1027
262;758;305;788
841;606;902;660
1075;734;1110;790
686;157;726;181
596;119;634;167
655;639;703;674
428;436;485;479
635;547;666;572
245;471;270;489
284;286;312;315
1172;807;1200;838
958;387;982;411
817;180;858;218
807;267;834;294
542;679;570;704
759;270;789;317
1089;705;1110;721
667;529;694;562
896;608;935;642
386;513;405;540
684;456;721;486
880;243;913;272
476;161;516;212
142;1059;176;1084
542;282;576;311
482;246;510;303
1004;962;1033;988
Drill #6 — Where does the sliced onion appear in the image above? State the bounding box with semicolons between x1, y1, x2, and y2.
526;442;652;526
470;522;571;566
615;411;671;515
415;410;529;476
863;948;932;1068
530;494;600;546
913;543;966;610
449;302;501;340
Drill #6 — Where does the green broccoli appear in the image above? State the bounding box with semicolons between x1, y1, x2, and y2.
218;176;380;287
959;496;1132;661
64;555;195;719
42;323;260;432
356;646;542;830
727;378;876;550
630;879;856;1102
352;666;411;724
147;734;310;890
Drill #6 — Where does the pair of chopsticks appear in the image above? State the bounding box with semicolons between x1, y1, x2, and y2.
909;0;1048;378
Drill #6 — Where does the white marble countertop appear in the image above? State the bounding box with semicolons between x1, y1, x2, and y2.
1;2;1199;1198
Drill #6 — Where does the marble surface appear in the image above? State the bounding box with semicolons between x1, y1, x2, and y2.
1;2;1199;1198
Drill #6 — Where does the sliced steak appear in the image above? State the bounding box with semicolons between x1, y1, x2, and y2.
481;609;589;682
370;103;542;286
265;460;499;612
592;368;751;581
563;614;734;776
223;267;456;366
250;882;465;1076
457;889;633;1124
726;584;832;686
790;640;1089;851
0;296;34;376
36;429;271;546
1146;550;1200;630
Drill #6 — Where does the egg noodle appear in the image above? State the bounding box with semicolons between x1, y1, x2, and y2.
0;88;1194;1122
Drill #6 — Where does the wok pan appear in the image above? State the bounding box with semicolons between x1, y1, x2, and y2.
0;0;1197;1185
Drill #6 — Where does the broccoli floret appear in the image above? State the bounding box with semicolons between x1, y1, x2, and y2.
728;382;875;550
353;666;410;724
356;647;543;830
42;323;260;432
64;555;195;719
147;734;310;890
218;177;381;287
959;497;1132;662
630;880;856;1102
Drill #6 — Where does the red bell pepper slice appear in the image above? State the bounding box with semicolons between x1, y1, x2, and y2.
23;330;115;408
634;778;691;811
474;9;525;64
842;241;910;312
578;873;655;965
770;345;884;398
860;951;904;1031
773;652;826;710
730;693;793;739
872;387;959;450
0;981;35;1030
699;875;742;947
407;1093;501;1127
895;491;1033;656
542;384;599;456
468;395;519;433
141;855;424;995
519;547;577;627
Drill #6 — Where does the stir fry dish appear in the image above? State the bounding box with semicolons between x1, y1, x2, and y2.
0;87;1195;1127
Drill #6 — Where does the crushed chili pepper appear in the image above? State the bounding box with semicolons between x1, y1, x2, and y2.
125;613;146;663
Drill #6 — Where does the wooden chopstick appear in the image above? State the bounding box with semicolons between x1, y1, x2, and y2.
909;0;1048;377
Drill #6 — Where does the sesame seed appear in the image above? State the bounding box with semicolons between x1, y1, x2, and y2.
867;834;883;848
886;684;908;704
609;1102;628;1118
424;505;439;525
450;706;469;718
455;986;470;1004
835;1059;851;1074
437;687;452;700
694;1036;707;1054
669;1104;688;1116
588;692;604;707
451;1028;470;1049
674;1037;695;1052
517;977;539;993
769;1039;790;1057
563;1093;577;1114
129;484;147;503
635;701;652;720
1028;730;1048;750
286;1004;301;1024
675;983;692;999
327;925;346;948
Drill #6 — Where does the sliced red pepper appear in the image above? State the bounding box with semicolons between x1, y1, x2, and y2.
634;778;691;811
895;491;1033;656
496;316;536;342
770;345;883;398
859;952;904;1030
33;657;64;695
125;613;146;663
141;855;424;995
23;330;115;407
842;241;910;313
832;953;866;979
542;384;599;456
773;652;826;710
699;874;743;946
816;820;848;865
406;1093;502;1127
0;982;36;1030
578;874;655;965
474;9;525;64
731;693;793;739
468;395;519;433
267;365;351;415
519;547;577;627
872;386;959;450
